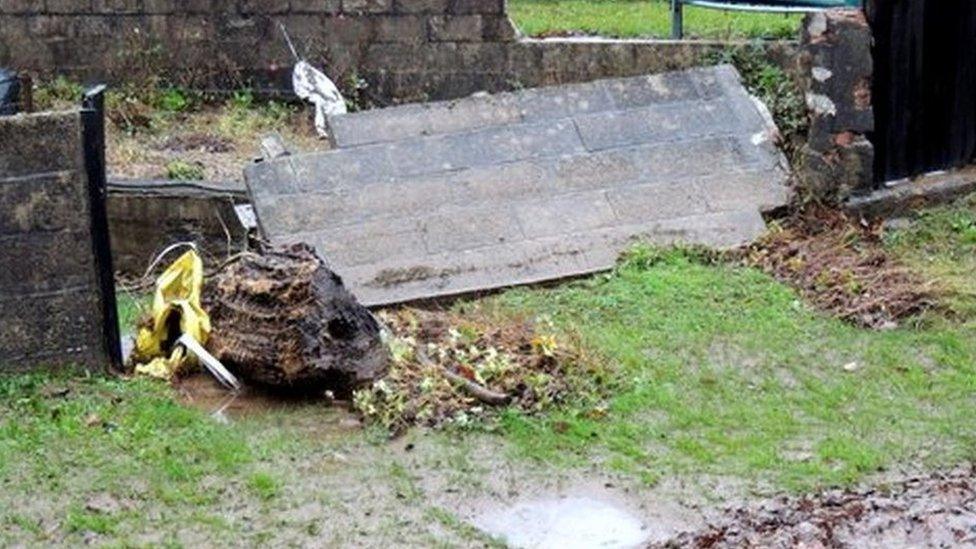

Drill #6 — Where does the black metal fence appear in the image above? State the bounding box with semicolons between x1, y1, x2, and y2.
867;0;976;183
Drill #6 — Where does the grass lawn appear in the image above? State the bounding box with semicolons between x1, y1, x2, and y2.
509;0;803;40
2;197;975;545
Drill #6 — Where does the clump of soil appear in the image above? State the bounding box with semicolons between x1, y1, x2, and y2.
205;243;388;396
353;308;609;434
740;208;935;328
657;468;976;547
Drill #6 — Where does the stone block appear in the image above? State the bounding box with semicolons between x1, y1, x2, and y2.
0;113;82;177
0;171;88;235
420;205;523;253
448;0;503;15
290;0;342;13
374;15;427;43
428;15;482;42
0;0;38;14
573;102;719;151
394;0;447;13
342;0;392;14
607;181;708;223
0;290;105;370
92;0;141;13
515;192;618;238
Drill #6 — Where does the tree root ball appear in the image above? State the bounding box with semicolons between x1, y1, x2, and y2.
205;243;388;395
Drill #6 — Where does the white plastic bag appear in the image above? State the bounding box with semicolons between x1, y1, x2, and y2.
293;60;347;138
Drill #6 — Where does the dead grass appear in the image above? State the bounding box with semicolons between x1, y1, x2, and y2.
31;77;323;182
740;208;937;329
106;102;322;182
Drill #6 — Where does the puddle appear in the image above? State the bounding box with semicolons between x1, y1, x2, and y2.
174;375;361;430
475;497;651;549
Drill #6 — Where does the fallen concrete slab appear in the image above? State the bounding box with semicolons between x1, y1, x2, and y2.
245;65;790;306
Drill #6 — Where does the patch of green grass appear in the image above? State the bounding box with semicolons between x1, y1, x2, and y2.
425;507;507;548
116;292;148;334
65;507;120;535
886;194;976;321
509;0;801;40
165;159;206;181
489;243;976;491
0;374;258;543
247;472;281;500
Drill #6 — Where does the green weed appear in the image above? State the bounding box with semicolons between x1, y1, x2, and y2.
247;472;281;501
165;159;206;181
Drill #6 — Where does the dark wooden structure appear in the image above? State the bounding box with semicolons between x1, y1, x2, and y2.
867;0;976;183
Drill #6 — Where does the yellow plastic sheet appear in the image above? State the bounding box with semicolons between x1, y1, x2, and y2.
132;249;211;380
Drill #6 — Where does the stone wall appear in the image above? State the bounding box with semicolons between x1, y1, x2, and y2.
107;179;249;275
795;9;874;200
0;111;116;372
0;1;794;102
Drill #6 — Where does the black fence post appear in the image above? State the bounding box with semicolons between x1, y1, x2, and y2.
671;0;684;39
81;85;123;371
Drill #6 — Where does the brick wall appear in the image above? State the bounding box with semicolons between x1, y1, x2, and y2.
0;1;795;102
0;110;115;372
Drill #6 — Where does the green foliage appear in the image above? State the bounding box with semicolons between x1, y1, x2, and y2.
158;87;193;113
509;0;801;40
343;72;376;112
164;159;206;181
708;45;809;159
885;193;976;321
32;76;85;111
229;89;255;111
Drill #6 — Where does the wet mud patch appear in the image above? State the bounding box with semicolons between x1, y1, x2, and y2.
740;208;936;328
173;374;363;434
656;468;976;547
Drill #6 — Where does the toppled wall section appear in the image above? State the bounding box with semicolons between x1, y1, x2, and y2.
248;66;790;306
0;111;117;372
0;1;794;103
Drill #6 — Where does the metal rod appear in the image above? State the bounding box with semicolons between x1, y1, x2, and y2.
671;0;684;39
279;23;301;62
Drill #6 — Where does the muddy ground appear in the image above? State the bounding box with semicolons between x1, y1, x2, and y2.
167;376;976;548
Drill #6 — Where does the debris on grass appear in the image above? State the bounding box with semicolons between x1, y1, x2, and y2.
656;468;976;548
353;307;609;434
740;208;936;328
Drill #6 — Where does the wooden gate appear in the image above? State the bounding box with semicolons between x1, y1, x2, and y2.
867;0;976;183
